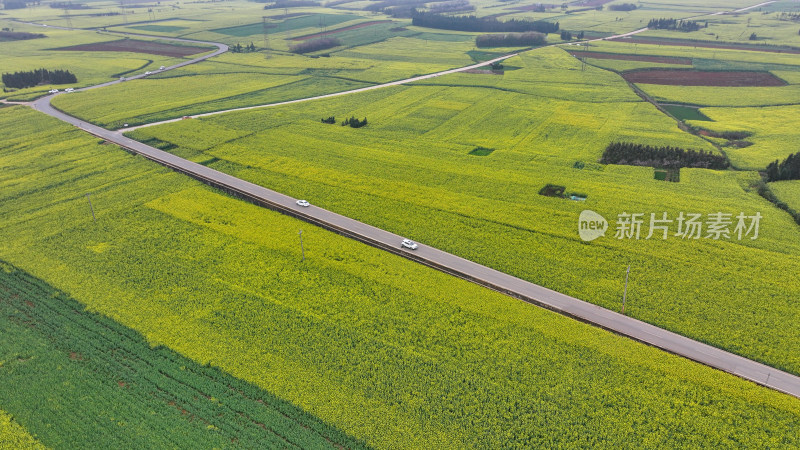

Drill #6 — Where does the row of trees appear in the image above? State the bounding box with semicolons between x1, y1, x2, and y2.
428;0;474;14
601;142;729;170
475;31;546;47
341;116;367;128
231;42;257;52
765;152;800;182
560;30;584;40
2;68;77;89
609;3;636;11
647;18;702;32
411;11;559;34
320;116;368;127
289;37;340;54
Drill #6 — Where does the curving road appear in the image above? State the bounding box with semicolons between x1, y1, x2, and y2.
26;15;800;400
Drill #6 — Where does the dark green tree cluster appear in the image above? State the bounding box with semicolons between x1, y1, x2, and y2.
601;142;729;169
647;18;701;31
411;11;559;34
231;42;257;53
342;116;367;128
2;68;77;89
766;152;800;182
476;31;546;47
321;116;336;124
289;37;341;54
609;3;636;11
429;0;474;14
560;30;572;40
749;32;759;40
0;30;45;41
2;0;28;9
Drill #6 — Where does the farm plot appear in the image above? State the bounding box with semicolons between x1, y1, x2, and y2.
770;180;800;211
0;261;364;449
568;50;692;65
129;53;800;378
55;39;213;57
290;20;393;40
212;14;363;37
623;69;787;86
0;410;43;449
2;106;800;448
609;36;800;54
689;104;800;169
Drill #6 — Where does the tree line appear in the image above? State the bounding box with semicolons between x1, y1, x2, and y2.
601;142;729;170
766;152;800;182
647;18;702;32
428;0;474;14
0;30;45;41
609;3;636;11
289;37;341;54
476;31;546;47
231;42;257;53
411;11;559;34
2;68;77;89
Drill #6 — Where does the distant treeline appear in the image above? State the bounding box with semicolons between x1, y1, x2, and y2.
428;0;474;13
49;2;90;8
0;30;45;41
262;0;318;8
365;0;424;18
476;31;546;47
648;18;702;32
609;3;636;11
2;0;29;8
601;142;729;170
766;152;800;182
289;37;340;53
2;68;77;89
411;11;559;33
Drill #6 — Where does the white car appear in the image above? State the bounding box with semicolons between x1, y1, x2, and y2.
144;71;152;75
48;89;59;93
64;88;74;93
159;66;166;70
401;239;418;250
296;200;310;207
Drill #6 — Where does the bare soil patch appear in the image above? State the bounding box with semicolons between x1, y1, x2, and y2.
55;39;210;57
569;50;691;65
623;69;786;87
290;20;392;40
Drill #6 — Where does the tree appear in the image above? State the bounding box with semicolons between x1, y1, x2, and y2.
749;32;758;40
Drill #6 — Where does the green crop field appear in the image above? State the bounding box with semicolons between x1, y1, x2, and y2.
770;180;800;211
688;104;800;169
0;261;364;449
0;410;44;450
128;47;800;377
3;0;800;445
2;106;800;448
212;14;363;37
0;24;187;100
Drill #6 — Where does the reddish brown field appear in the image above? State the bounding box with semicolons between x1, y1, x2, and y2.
610;37;800;54
56;39;210;57
290;20;392;41
569;51;691;65
623;69;787;86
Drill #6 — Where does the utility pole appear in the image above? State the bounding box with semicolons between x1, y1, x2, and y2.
622;264;630;314
298;230;305;261
86;193;96;222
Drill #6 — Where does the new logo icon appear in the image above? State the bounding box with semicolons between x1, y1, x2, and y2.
579;210;608;242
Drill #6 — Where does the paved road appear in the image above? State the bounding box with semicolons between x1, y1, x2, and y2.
26;15;800;400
